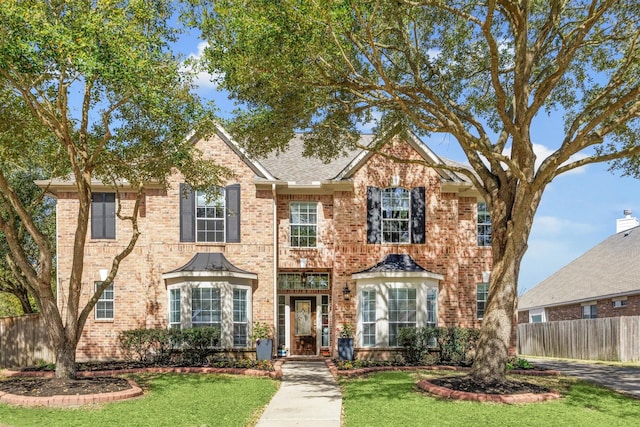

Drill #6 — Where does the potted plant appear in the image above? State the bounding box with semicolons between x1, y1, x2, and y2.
251;321;274;361
336;323;354;361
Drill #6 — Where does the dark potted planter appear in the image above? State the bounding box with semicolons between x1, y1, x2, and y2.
256;338;274;361
338;337;354;361
252;321;274;361
337;323;355;361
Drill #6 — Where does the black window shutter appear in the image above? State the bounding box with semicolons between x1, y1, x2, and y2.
91;193;103;239
225;184;241;243
367;186;382;244
411;187;426;244
104;193;116;239
179;183;195;242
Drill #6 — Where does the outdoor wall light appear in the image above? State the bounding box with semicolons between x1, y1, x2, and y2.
342;285;351;300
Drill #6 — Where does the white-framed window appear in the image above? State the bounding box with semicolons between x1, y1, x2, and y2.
582;304;597;319
233;289;248;347
321;295;330;347
426;288;437;327
95;282;114;320
388;288;417;346
196;189;226;242
192;288;221;329
612;298;628;308
169;288;181;329
167;282;252;348
528;308;546;323
477;202;492;246
382;188;411;243
476;283;489;320
290;202;318;247
356;282;438;348
361;290;376;347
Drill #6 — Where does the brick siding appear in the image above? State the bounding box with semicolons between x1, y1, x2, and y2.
55;133;495;360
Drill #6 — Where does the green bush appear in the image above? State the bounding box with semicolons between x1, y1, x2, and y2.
436;326;480;365
397;326;439;365
179;326;221;364
118;327;220;364
118;328;157;362
398;326;479;366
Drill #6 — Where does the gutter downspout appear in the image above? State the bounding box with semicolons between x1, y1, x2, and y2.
272;184;278;347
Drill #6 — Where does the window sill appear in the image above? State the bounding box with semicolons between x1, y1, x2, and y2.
94;319;114;323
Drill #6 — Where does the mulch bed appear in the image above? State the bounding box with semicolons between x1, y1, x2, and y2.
0;376;131;397
429;375;552;395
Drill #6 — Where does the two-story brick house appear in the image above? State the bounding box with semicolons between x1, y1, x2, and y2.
44;125;492;360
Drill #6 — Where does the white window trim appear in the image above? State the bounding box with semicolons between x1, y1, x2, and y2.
167;281;253;348
476;283;489;320
289;201;318;248
355;279;439;348
528;308;546;323
381;187;411;244
195;189;226;243
95;281;114;321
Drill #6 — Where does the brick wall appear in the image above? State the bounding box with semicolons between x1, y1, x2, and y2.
56;133;494;360
518;294;640;324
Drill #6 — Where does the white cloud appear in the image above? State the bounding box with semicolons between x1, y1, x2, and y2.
501;143;588;176
180;41;222;91
532;215;597;237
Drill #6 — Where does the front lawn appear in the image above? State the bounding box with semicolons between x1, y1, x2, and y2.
341;370;640;427
0;373;278;427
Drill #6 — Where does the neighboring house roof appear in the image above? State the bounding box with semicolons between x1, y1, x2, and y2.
162;252;257;280
352;253;444;280
518;226;640;311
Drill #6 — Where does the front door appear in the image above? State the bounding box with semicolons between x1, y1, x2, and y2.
290;297;317;355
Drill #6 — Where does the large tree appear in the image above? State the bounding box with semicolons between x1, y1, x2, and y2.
0;0;228;379
190;0;640;383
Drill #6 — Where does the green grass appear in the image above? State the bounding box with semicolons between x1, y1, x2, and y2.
341;371;640;427
0;373;279;427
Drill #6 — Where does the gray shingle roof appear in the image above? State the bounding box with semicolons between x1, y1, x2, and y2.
256;134;371;183
518;226;640;310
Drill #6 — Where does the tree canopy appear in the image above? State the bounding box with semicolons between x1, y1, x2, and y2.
190;0;640;382
0;0;229;378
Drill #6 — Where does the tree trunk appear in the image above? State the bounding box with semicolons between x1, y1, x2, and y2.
55;340;78;379
470;182;536;384
14;285;34;314
470;248;520;383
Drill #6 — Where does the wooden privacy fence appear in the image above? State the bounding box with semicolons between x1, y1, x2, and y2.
0;314;54;368
517;316;640;362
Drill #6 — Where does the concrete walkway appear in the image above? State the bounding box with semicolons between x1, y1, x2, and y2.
256;360;342;427
528;357;640;398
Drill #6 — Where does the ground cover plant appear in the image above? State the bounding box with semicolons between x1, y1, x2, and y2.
0;373;278;427
340;371;640;427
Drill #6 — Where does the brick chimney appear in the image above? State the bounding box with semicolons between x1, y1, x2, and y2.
616;210;640;233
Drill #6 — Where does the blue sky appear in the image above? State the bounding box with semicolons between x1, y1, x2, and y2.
175;37;640;296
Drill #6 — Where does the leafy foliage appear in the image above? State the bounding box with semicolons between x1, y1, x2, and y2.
189;0;640;382
398;326;479;366
0;0;229;378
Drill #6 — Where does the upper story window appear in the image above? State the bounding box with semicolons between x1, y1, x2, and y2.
290;202;317;247
477;202;492;246
95;281;114;320
196;190;225;242
476;283;489;320
382;188;410;243
179;183;241;243
91;192;116;239
367;186;425;244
